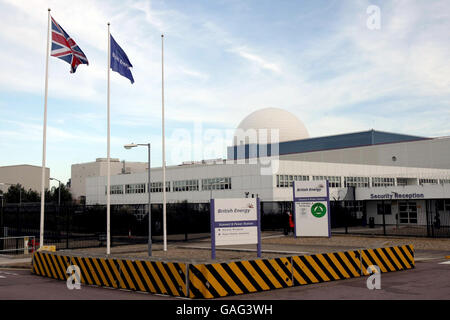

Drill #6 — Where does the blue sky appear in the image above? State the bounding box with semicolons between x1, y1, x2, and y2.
0;0;449;186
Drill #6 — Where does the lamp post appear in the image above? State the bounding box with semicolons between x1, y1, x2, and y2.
0;193;4;245
124;143;152;256
49;178;62;207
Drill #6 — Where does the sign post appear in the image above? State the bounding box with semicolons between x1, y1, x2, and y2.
211;198;261;259
293;180;331;237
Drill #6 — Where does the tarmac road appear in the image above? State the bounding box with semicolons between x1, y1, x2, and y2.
0;259;449;300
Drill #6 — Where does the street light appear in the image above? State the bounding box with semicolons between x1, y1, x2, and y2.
124;142;152;257
49;178;62;207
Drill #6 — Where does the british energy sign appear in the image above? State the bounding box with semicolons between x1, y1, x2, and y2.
293;180;331;237
210;198;261;259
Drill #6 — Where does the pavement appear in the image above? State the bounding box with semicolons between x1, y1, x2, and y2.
0;257;31;268
0;259;449;300
0;233;449;300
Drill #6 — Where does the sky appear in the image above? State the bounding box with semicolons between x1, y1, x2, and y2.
0;0;449;187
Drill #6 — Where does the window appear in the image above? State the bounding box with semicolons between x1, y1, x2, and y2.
439;179;450;185
396;178;408;186
312;176;341;188
377;203;392;215
344;177;370;188
372;177;395;187
438;200;450;211
343;201;365;219
149;182;170;193
173;179;199;192
202;177;232;191
437;200;444;211
105;185;124;195
398;201;417;224
276;175;309;188
125;183;146;194
419;178;438;185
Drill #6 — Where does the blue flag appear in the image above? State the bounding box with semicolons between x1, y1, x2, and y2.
110;34;134;84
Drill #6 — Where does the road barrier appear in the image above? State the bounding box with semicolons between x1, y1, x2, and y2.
32;245;414;299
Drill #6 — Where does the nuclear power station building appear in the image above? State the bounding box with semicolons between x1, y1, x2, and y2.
80;108;450;231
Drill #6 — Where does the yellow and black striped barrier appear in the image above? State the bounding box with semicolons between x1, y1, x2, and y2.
360;245;414;275
32;252;188;297
32;244;414;299
188;257;293;298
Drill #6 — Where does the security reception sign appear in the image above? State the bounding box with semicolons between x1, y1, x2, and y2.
211;198;261;259
293;180;331;237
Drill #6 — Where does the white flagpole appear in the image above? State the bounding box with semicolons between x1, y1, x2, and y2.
40;8;51;248
161;34;167;251
106;22;111;255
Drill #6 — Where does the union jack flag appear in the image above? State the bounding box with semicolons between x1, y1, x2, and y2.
51;16;88;73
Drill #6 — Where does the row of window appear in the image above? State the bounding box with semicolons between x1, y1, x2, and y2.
372;177;395;187
276;175;450;188
105;177;232;194
313;176;342;188
150;182;170;193
106;174;450;194
202;177;232;190
276;175;309;188
419;178;438;185
173;180;199;192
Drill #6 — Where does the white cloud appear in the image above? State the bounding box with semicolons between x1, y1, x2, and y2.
1;0;449;178
230;47;282;74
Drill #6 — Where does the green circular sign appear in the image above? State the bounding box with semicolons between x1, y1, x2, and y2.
311;203;327;218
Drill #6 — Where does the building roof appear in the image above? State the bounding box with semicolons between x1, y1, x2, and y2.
228;129;428;160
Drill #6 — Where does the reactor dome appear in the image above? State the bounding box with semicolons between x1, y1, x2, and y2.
233;107;310;145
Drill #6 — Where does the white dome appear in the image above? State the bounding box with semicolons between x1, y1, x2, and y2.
233;108;309;145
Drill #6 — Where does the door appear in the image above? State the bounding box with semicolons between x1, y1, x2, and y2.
399;201;417;224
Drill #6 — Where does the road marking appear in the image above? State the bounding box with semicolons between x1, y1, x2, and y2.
416;257;442;262
438;261;450;265
0;271;18;276
0;275;5;278
261;234;286;239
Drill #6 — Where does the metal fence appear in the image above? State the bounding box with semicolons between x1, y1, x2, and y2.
330;200;450;238
1;200;448;251
0;202;211;250
0;236;36;256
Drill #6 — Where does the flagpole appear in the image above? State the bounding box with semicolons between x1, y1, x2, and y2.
40;8;51;248
161;34;167;251
106;22;111;255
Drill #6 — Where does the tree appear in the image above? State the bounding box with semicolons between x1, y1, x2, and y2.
3;183;72;204
26;189;40;202
4;184;25;203
45;184;73;204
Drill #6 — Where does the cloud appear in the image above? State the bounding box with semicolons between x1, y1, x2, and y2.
1;0;449;185
229;47;281;74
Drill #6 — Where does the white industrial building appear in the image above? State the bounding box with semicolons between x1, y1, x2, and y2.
0;164;49;193
83;108;450;228
71;158;147;201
